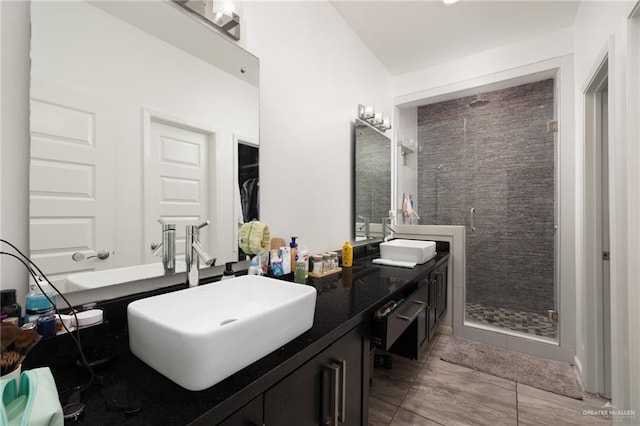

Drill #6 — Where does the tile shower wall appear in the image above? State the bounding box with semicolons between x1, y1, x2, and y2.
417;79;555;314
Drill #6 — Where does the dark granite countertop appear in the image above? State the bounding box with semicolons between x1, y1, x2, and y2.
25;247;449;425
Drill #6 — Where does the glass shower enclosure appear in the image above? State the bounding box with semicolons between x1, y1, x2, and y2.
399;78;558;341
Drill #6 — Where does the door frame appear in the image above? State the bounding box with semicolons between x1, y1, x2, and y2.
582;41;613;396
142;108;218;264
232;133;259;261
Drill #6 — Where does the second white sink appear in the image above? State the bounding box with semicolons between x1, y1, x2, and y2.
128;275;317;391
380;239;436;264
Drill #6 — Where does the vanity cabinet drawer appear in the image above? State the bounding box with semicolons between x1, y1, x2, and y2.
371;284;428;351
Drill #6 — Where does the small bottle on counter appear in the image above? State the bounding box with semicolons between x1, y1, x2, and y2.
329;252;339;270
322;253;331;273
312;255;323;274
342;241;353;268
294;260;306;284
248;258;261;275
300;246;310;278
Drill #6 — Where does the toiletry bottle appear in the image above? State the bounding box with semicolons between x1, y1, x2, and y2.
342;241;353;268
271;257;284;276
294;259;306;284
300;246;309;278
24;278;55;324
290;237;298;272
221;262;236;280
248;258;260;275
281;246;291;274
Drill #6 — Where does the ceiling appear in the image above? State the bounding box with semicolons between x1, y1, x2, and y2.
331;0;581;76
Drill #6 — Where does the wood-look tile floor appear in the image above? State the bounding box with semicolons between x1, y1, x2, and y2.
369;334;612;426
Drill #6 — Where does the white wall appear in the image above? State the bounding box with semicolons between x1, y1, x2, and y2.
31;2;259;268
0;1;30;305
243;1;393;253
572;0;638;411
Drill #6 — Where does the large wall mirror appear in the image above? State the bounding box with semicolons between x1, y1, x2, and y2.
354;119;391;241
29;1;259;298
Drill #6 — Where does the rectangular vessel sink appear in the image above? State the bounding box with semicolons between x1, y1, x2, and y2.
380;239;436;264
128;275;317;391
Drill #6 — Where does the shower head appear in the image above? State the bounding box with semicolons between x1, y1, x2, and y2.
469;95;489;108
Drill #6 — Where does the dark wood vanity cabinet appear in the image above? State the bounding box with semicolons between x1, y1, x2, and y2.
430;261;448;322
264;325;364;426
219;325;366;426
218;395;263;426
371;259;449;360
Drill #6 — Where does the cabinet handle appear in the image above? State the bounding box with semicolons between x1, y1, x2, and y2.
397;315;412;321
324;363;339;426
411;300;425;305
336;359;347;423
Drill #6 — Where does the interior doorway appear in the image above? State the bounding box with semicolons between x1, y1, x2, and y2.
584;56;611;398
236;139;259;260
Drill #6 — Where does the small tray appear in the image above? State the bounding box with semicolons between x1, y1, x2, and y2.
308;267;342;279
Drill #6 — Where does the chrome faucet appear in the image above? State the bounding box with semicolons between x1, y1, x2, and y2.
152;219;176;274
358;215;370;240
383;217;396;242
186;221;216;287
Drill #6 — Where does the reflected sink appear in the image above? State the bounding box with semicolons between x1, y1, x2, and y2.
380;239;436;264
127;275;317;391
65;262;187;291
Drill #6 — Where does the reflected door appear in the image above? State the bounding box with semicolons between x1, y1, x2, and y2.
29;82;115;287
144;119;212;264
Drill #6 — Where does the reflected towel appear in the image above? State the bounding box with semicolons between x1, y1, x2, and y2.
372;258;417;268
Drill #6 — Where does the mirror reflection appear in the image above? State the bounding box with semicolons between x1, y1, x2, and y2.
28;1;259;295
354;119;391;241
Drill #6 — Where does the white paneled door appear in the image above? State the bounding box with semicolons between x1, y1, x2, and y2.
29;82;115;288
144;118;212;264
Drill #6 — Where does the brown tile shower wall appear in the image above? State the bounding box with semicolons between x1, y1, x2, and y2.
417;79;555;314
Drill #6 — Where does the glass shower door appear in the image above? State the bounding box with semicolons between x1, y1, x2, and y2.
416;78;558;341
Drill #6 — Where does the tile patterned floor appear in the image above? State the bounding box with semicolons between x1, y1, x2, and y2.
369;334;612;425
465;303;558;339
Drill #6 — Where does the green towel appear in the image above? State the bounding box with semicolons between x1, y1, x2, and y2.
239;220;270;255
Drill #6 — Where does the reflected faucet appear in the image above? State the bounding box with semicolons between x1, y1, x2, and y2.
358;215;370;240
186;221;216;287
152;219;176;274
383;217;396;242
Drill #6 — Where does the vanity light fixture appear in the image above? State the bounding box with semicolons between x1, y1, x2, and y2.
358;104;392;132
175;0;241;41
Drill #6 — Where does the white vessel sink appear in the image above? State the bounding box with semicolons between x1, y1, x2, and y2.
380;239;436;264
65;262;187;291
127;275;317;391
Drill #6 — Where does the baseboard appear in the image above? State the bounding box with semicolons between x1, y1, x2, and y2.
573;354;583;377
437;325;453;335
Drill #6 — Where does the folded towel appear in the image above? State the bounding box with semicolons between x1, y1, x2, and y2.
372;258;417;268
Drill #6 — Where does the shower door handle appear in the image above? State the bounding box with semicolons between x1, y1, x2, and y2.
470;208;476;232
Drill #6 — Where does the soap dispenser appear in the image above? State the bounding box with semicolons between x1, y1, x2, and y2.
290;237;298;271
221;262;236;280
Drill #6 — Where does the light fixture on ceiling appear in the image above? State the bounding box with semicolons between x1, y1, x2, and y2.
358;105;391;132
176;0;241;41
442;0;460;5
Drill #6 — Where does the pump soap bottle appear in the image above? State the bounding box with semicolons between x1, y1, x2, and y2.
290;237;298;273
221;262;236;280
342;241;353;268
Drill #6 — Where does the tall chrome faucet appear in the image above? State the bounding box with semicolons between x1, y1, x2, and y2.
186;221;216;287
152;218;176;274
358;215;370;240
